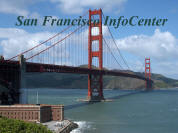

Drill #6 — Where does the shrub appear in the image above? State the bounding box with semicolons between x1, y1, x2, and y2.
0;116;52;133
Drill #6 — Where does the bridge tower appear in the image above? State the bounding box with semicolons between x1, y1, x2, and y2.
88;9;104;101
145;58;152;89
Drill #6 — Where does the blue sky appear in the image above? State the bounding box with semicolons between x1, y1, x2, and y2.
0;0;178;79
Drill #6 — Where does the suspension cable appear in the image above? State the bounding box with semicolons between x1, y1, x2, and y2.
26;25;84;61
103;37;123;69
102;12;131;70
7;10;89;61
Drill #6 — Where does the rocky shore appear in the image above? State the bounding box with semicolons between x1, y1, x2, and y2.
43;120;78;133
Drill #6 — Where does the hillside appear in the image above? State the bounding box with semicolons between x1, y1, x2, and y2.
1;67;178;90
25;71;178;90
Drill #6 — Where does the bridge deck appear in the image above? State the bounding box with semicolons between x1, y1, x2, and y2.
0;60;148;81
26;62;147;81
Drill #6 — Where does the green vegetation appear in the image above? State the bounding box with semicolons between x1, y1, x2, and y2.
154;81;169;88
1;65;178;90
24;71;178;90
0;116;52;133
136;72;178;89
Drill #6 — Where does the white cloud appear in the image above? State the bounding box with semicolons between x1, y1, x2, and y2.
0;0;29;16
50;0;127;14
0;0;127;16
0;28;55;58
113;29;178;79
1;27;178;79
0;0;43;16
117;29;178;61
0;27;88;66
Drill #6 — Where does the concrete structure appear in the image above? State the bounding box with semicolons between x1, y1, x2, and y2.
0;56;4;61
0;59;20;105
0;104;64;123
19;55;27;104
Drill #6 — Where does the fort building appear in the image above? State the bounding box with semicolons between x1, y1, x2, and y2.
0;104;64;123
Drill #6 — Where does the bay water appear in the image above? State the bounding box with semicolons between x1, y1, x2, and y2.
27;88;178;133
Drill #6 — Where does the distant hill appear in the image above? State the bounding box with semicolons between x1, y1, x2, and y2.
1;66;178;91
24;65;178;89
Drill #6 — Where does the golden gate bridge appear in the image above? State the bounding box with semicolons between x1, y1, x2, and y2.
0;9;152;104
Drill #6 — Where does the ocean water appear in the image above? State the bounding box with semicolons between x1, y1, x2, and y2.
27;88;178;133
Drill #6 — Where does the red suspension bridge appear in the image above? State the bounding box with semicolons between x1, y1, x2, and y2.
0;9;153;104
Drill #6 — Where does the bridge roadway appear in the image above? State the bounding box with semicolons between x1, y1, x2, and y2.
0;59;153;104
0;60;149;82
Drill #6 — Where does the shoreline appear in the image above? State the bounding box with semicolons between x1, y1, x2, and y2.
43;119;78;133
